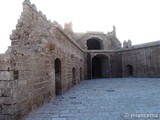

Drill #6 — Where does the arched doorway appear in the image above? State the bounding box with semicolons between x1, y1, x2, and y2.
87;38;103;50
127;65;133;76
72;68;76;85
80;68;82;80
54;58;61;95
92;55;109;78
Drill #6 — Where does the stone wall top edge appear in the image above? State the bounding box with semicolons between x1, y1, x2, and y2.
117;40;160;52
86;31;104;34
56;27;84;52
81;32;107;37
76;32;108;43
85;50;115;53
132;40;160;48
23;1;84;53
24;2;49;23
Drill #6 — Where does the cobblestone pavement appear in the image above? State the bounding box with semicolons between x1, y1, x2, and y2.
24;78;160;120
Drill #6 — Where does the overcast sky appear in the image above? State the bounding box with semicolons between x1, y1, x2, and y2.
0;0;160;53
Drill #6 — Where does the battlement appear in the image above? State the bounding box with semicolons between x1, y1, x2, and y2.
120;40;160;51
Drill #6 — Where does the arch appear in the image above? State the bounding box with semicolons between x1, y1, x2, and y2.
92;55;109;78
126;65;133;76
54;58;62;95
87;38;103;50
72;68;76;85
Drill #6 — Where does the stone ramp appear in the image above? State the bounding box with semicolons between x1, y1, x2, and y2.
24;78;160;120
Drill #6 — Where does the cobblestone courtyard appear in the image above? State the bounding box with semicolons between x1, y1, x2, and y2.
25;78;160;120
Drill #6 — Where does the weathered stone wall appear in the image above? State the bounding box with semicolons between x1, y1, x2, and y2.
84;41;160;78
9;3;56;119
110;52;123;77
0;54;14;120
0;0;84;120
0;0;160;120
8;50;54;120
73;26;121;51
75;32;113;50
121;42;160;77
74;32;121;51
84;50;120;79
53;27;84;93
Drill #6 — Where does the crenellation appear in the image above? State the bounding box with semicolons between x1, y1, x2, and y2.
31;4;37;12
23;0;31;6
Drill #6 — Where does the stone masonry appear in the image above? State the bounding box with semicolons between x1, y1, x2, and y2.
0;0;160;119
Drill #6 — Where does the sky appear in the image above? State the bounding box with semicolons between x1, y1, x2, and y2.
0;0;160;53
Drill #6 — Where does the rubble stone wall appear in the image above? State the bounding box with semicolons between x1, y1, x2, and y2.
0;1;84;120
9;50;55;120
0;54;14;120
1;0;160;120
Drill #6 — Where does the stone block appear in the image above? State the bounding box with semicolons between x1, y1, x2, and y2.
0;97;5;104
2;88;12;97
3;97;12;105
17;80;27;86
0;81;11;89
0;89;2;96
2;105;12;114
0;115;11;120
0;64;12;71
0;71;13;80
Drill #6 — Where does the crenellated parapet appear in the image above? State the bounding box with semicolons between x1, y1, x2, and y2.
64;22;73;33
9;0;65;53
123;39;132;48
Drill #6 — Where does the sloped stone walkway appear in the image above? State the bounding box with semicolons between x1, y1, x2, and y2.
24;78;160;120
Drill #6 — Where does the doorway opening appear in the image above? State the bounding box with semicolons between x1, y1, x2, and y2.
72;68;76;85
80;67;82;80
127;65;133;76
55;58;61;95
92;55;109;78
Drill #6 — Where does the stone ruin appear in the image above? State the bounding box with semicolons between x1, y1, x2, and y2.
0;0;160;119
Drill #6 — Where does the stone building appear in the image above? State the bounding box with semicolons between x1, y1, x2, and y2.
0;0;160;119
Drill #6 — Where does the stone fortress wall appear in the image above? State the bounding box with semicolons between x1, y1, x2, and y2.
0;0;84;119
0;0;160;120
120;41;160;77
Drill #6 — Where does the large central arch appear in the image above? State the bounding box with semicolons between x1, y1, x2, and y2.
87;38;103;50
92;55;109;78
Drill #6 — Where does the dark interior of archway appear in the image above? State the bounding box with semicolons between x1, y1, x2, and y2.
127;65;133;76
55;59;61;75
92;55;109;78
92;57;102;78
87;38;101;50
55;58;61;95
80;68;82;80
72;68;76;85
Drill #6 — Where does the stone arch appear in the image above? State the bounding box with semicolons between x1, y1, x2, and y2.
87;38;103;50
72;67;76;85
126;65;133;76
92;54;109;78
54;58;62;95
